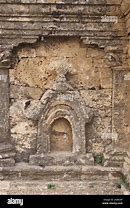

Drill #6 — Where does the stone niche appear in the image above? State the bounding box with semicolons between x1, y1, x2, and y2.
50;118;73;152
29;71;94;166
10;38;112;164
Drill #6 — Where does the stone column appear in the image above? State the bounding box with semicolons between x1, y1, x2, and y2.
0;67;15;167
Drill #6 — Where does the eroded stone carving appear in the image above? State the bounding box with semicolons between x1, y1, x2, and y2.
29;69;93;166
38;71;93;154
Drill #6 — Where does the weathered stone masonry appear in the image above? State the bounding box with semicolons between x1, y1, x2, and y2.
0;0;130;190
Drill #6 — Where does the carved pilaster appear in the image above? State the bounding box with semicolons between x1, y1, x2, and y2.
0;63;15;167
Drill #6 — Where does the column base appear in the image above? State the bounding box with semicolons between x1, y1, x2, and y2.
103;151;126;167
0;143;15;167
123;152;130;186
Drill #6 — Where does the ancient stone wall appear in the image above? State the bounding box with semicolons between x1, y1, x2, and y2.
0;0;129;168
10;38;113;161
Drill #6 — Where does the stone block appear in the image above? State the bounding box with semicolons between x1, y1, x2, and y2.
29;153;94;167
0;158;15;167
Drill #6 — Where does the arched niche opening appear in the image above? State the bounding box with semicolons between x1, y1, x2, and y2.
29;71;94;166
50;118;73;152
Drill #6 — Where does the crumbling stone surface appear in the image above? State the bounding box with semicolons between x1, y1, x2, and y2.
0;0;129;179
10;39;112;90
0;180;123;195
9;39;113;160
0;162;123;194
30;153;94;167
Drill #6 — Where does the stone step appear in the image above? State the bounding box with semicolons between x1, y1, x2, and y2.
0;180;123;195
103;152;126;167
29;153;94;166
0;162;122;181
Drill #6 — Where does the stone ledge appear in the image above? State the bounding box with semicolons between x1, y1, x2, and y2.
0;143;15;167
0;162;122;181
0;143;14;153
0;158;15;167
29;153;94;166
104;151;126;167
0;179;123;195
0;0;122;5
